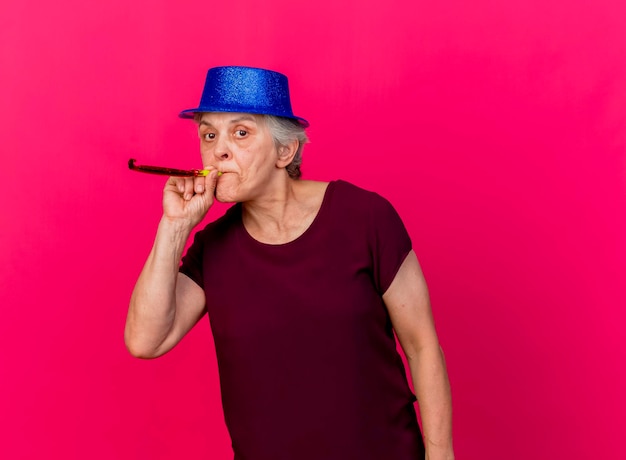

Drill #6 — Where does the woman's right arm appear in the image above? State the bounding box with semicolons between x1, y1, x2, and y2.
124;171;218;358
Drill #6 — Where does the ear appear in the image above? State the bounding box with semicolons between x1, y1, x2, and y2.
275;139;299;168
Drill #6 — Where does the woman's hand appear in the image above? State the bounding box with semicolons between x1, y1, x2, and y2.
162;170;219;229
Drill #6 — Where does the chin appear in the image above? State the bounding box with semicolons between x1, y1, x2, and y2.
214;186;238;203
215;195;237;204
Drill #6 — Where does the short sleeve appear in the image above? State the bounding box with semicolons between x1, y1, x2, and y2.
179;228;206;289
368;193;412;295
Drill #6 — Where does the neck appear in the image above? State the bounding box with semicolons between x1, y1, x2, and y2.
242;178;299;232
241;179;327;245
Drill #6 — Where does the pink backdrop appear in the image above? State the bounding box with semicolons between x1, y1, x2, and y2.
1;1;625;458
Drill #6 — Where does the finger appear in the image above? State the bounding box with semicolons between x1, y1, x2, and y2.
193;171;217;209
193;175;205;194
164;176;183;194
205;170;219;197
183;177;195;200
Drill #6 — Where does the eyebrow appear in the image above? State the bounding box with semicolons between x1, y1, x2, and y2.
198;115;257;127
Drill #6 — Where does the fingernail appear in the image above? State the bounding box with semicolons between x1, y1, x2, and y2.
196;184;204;193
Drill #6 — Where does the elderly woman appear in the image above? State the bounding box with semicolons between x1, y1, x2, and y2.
125;66;454;460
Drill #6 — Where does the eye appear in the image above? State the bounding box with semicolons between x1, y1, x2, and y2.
235;129;248;138
203;132;216;141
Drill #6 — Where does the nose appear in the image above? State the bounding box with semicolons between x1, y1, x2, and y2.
213;135;232;162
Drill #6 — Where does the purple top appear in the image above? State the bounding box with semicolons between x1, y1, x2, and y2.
180;180;425;460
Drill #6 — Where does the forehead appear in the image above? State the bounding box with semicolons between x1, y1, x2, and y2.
197;112;262;126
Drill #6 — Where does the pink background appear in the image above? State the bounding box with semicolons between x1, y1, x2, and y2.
1;0;625;458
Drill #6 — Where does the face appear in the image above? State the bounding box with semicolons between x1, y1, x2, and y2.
197;112;279;203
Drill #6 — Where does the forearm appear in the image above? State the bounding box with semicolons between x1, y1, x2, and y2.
125;217;192;357
408;345;454;459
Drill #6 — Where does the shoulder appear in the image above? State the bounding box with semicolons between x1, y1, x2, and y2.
329;179;396;214
316;180;406;240
191;203;242;243
333;179;408;236
331;179;375;197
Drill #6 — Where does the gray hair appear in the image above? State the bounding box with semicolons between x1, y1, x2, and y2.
263;115;309;179
193;113;309;179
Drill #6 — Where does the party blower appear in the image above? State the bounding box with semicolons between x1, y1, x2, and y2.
128;158;222;177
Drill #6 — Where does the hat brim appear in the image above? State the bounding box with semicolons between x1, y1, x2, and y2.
179;107;309;128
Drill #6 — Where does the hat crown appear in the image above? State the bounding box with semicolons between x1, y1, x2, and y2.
179;66;308;127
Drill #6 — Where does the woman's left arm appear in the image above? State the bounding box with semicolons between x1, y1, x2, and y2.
383;250;455;460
